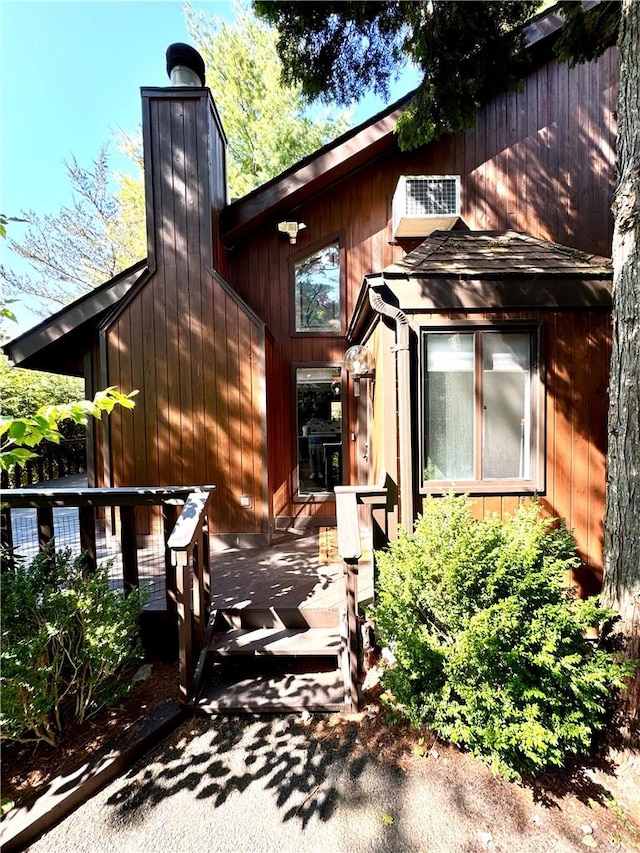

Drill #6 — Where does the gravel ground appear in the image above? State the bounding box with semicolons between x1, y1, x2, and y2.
24;714;638;853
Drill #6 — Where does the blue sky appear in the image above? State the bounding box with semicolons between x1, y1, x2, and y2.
0;0;417;333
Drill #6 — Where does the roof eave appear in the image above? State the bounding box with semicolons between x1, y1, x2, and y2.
219;95;412;247
2;260;148;371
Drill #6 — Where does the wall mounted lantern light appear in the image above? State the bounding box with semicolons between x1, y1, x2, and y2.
277;220;307;244
343;344;375;397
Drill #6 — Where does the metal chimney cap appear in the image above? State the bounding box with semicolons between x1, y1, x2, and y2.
166;43;205;86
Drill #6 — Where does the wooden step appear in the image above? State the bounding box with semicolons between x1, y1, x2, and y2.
208;627;342;657
220;607;339;630
196;667;347;714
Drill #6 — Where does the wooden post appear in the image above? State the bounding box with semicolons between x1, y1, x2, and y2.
36;506;54;551
120;505;138;594
175;550;193;702
202;515;210;619
192;536;205;653
163;502;180;623
1;507;14;572
344;558;361;712
79;506;97;572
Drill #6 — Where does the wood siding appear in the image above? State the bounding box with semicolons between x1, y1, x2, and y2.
387;308;610;595
226;47;617;534
101;87;267;537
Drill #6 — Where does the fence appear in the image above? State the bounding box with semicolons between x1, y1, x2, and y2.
1;439;86;489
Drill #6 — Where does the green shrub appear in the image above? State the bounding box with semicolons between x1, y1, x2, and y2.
371;495;631;780
1;544;146;746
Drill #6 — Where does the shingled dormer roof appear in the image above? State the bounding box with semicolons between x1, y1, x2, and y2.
348;231;612;341
382;230;613;278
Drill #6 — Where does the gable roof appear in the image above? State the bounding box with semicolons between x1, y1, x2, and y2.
219;93;413;247
2;260;149;375
219;3;571;247
348;231;612;341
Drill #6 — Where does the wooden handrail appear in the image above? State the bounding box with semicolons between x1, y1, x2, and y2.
334;485;387;712
2;483;216;707
167;488;215;703
3;486;213;509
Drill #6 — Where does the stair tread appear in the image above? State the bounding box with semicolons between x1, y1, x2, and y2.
196;668;347;713
208;626;342;656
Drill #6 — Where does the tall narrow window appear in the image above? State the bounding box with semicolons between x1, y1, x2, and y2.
294;242;340;332
295;366;343;496
422;328;541;492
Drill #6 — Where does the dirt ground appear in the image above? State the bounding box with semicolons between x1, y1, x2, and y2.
1;660;179;811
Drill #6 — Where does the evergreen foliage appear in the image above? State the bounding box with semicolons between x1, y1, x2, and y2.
371;495;632;779
1;545;146;746
255;1;541;150
254;1;621;151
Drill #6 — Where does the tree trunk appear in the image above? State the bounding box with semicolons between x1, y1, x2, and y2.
602;0;640;725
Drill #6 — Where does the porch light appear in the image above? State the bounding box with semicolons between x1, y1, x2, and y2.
343;345;375;398
277;220;306;244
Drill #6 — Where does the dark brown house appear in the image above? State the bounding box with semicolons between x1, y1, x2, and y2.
5;6;617;595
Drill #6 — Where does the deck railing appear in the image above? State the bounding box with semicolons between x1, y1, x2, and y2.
1;439;87;489
1;484;215;704
334;485;388;711
166;489;214;701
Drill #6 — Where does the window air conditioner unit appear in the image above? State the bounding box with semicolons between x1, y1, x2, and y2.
392;175;461;239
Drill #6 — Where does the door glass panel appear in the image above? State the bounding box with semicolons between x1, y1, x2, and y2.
296;366;342;495
424;334;474;480
482;333;531;479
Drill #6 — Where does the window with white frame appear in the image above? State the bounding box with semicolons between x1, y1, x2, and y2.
421;327;543;492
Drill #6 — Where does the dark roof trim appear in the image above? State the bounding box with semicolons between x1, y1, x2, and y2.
348;273;611;343
379;274;611;310
219;93;413;246
3;260;148;368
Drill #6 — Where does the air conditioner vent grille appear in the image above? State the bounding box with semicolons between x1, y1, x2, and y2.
405;177;458;216
392;175;461;239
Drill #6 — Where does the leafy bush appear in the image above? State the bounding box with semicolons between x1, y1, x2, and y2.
0;354;84;440
1;545;146;746
371;495;631;779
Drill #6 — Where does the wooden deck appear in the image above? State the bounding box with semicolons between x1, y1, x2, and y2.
208;528;373;627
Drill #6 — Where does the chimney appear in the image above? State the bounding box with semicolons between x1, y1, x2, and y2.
166;42;206;87
141;44;227;274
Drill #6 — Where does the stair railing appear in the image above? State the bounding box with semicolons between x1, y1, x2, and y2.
334;485;388;712
166;487;215;702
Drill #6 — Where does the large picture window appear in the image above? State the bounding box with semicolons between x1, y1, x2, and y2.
421;327;543;492
293;242;341;333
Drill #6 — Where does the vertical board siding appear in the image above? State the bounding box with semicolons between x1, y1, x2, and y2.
401;309;610;592
227;49;615;532
104;90;267;536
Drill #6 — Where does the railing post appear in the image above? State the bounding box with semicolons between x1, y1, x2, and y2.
36;506;54;551
79;506;97;572
1;507;14;572
120;505;138;594
167;488;215;704
163;502;180;624
192;531;208;654
174;550;193;702
343;558;360;712
335;485;388;712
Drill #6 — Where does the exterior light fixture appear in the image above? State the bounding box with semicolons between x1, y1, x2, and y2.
277;221;306;244
343;344;375;398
